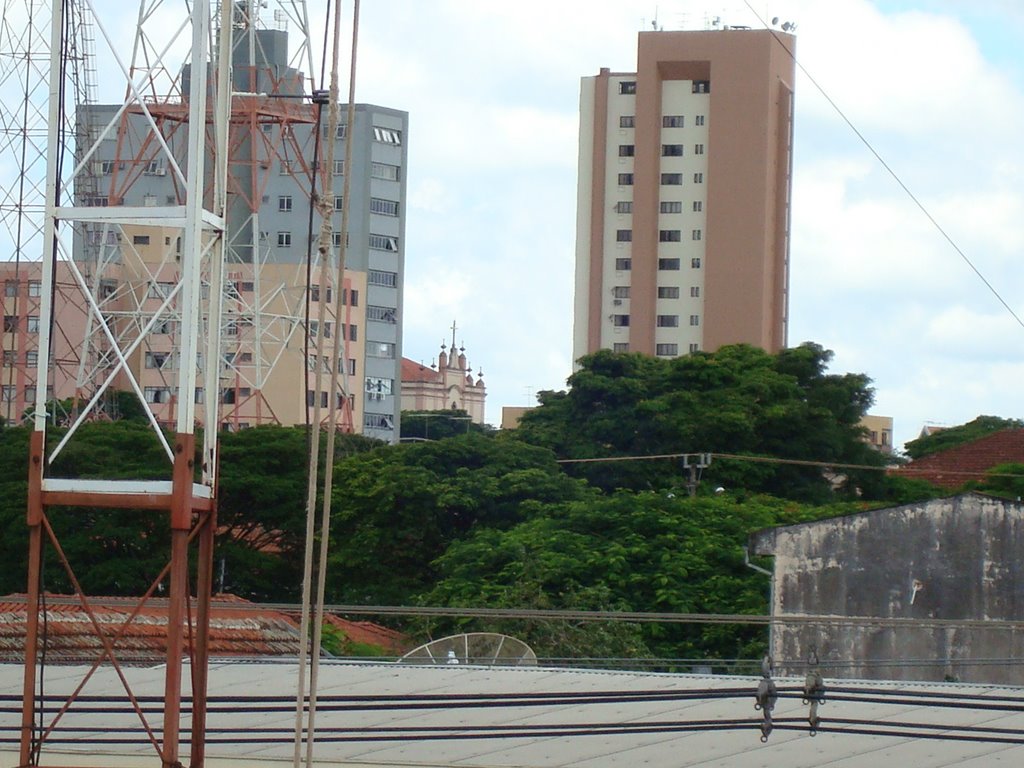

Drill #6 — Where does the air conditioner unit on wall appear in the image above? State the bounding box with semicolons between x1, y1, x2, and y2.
613;299;622;306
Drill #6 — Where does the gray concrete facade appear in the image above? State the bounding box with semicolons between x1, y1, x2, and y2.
751;493;1024;684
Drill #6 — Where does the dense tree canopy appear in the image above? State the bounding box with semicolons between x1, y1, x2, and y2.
421;492;861;661
326;433;590;605
400;410;490;440
515;343;885;501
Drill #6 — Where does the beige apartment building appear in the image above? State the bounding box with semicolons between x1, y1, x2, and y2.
1;247;366;431
573;29;796;360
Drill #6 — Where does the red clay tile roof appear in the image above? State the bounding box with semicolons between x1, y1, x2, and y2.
894;428;1024;489
0;594;406;664
323;614;406;654
401;357;440;383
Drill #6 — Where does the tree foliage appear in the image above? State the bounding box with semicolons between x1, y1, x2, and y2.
903;415;1024;459
326;433;590;605
422;492;861;661
516;343;885;502
400;410;490;440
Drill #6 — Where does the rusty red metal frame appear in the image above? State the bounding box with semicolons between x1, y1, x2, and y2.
20;430;218;767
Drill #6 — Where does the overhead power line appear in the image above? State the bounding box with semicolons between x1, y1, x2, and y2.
742;0;1024;332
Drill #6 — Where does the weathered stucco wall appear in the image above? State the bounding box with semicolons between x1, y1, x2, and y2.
750;494;1024;683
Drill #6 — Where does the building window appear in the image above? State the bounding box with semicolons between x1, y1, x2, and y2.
280;160;294;175
659;230;681;242
154;319;175;334
658;286;680;299
618;145;635;157
689;342;700;353
147;282;175;300
132;235;151;246
693;201;703;212
691;257;701;268
307;320;332;339
656;343;678;356
619;81;636;95
662;116;685;128
367;305;397;324
614;201;632;214
661;144;684;157
364;376;394;400
689;314;700;326
661;173;683;185
618;173;634;186
335;124;347;139
344;288;359;307
25;350;37;366
2;350;14;365
0;386;13;402
612;286;630;299
332;232;343;248
307;390;330;408
363;412;394;431
310;284;333;303
368;341;396;358
612;343;630;353
368;234;399;251
278;196;293;212
346;324;358;342
143;160;164;176
333;159;345;175
334;195;344;211
373;126;402;145
26;316;39;333
371;162;400;181
341;358;357;375
4;281;16;297
368;269;398;287
615;258;632;270
612;314;630;327
693;173;704;183
692;229;702;241
144;386;172;404
616;230;632;243
656;315;679;328
690;286;701;297
619;115;635;128
695;115;705;126
660;201;682;213
277;231;292;247
370;198;400;216
658;258;680;270
694;144;705;155
3;316;16;332
145;351;171;369
693;80;710;93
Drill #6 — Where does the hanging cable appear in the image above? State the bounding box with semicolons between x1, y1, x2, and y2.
741;0;1024;333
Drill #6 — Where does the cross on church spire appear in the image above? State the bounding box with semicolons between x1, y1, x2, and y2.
450;319;458;353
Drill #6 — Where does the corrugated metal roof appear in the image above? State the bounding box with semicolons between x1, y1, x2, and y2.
3;661;1024;767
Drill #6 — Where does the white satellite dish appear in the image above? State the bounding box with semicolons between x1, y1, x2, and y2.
398;633;538;666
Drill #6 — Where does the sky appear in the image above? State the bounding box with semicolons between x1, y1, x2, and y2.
320;0;1022;450
14;0;1024;451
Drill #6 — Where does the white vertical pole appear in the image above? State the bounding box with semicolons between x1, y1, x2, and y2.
33;0;67;432
175;0;211;435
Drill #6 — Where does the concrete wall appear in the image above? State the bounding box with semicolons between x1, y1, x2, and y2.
751;494;1024;683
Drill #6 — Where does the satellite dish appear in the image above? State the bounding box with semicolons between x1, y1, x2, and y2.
771;16;779;25
398;633;538;666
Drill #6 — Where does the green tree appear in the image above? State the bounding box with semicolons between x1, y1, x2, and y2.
516;343;886;501
422;491;856;661
401;410;490;440
326;433;591;605
904;415;1024;459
